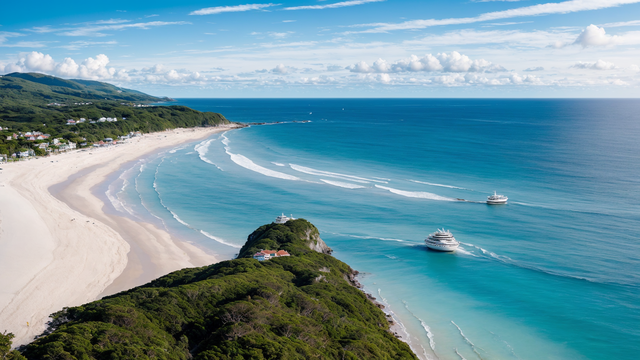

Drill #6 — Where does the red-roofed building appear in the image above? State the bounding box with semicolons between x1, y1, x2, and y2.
253;249;291;261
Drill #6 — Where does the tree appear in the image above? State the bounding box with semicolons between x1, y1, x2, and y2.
0;331;27;360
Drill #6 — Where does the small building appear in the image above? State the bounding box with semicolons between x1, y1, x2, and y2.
253;249;290;261
66;119;76;125
69;142;76;150
38;143;48;149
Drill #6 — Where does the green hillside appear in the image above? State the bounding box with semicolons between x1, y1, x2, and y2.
13;220;416;360
0;73;166;104
0;73;230;156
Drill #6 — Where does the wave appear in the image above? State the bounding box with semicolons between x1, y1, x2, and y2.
454;349;468;360
200;230;242;249
410;179;470;190
290;164;387;184
272;162;285;167
373;289;425;359
221;134;230;146
451;321;486;360
320;179;366;189
226;150;301;181
404;301;437;354
375;185;455;201
195;139;223;171
168;144;188;154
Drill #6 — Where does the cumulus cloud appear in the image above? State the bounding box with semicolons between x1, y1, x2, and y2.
574;24;618;47
284;0;385;11
525;67;544;71
347;52;506;74
572;59;616;70
190;3;278;15
0;52;130;80
271;63;296;74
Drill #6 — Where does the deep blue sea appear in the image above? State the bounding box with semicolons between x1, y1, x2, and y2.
108;99;640;360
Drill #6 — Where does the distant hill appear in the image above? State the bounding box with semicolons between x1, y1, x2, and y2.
0;73;229;156
15;220;417;359
0;72;168;104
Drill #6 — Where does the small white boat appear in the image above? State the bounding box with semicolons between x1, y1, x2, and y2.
274;213;295;224
487;191;508;205
425;229;459;252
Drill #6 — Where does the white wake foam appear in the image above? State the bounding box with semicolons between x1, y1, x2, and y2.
290;164;386;184
320;179;366;189
410;179;469;190
272;162;285;167
375;185;454;201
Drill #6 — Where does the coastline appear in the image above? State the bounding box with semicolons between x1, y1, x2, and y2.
0;125;238;346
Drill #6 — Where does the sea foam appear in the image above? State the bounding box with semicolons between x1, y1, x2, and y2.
290;164;386;184
320;179;366;189
375;185;454;201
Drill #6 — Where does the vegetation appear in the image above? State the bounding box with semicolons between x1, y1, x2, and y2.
19;220;416;360
0;73;230;156
1;332;26;360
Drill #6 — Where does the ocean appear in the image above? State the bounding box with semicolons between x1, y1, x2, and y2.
106;99;640;360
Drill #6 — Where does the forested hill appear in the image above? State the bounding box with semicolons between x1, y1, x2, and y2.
13;220;417;360
0;73;229;156
0;73;167;104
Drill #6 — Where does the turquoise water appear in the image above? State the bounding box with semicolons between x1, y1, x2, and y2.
108;99;640;360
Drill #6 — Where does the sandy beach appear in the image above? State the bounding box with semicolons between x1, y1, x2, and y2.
0;125;237;346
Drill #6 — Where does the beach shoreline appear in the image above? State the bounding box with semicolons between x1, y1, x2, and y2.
0;125;238;346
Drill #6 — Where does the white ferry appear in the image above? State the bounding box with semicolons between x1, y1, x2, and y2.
274;213;295;224
425;229;460;252
487;191;508;205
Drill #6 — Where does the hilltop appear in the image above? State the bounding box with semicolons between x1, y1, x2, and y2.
0;73;229;157
10;219;416;360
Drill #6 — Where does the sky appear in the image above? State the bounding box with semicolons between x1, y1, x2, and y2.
1;0;640;97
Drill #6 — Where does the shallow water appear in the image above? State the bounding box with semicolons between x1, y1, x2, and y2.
108;99;640;360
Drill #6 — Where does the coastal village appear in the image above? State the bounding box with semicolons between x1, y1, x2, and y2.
0;118;143;163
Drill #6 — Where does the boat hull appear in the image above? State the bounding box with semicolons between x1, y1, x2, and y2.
425;241;459;252
487;199;508;205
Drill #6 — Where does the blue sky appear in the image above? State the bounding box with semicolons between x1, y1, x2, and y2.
2;0;640;97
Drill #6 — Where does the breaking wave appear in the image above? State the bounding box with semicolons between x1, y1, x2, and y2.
226;151;301;181
320;179;366;189
272;162;285;167
404;301;437;354
290;164;386;184
195;139;223;170
200;230;242;249
375;185;455;201
451;321;486;360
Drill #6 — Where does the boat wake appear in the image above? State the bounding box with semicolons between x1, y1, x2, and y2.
375;185;455;201
410;180;470;191
460;242;628;286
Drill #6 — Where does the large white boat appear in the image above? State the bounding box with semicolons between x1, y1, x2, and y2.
487;191;508;205
425;229;460;252
274;213;295;224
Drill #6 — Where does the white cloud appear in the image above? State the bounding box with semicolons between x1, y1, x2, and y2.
284;0;385;11
25;21;190;37
572;59;616;70
599;20;640;27
60;40;118;50
0;52;130;80
190;3;278;16
574;25;618;47
348;52;506;74
350;0;640;33
271;63;295;74
407;29;576;49
525;67;544;71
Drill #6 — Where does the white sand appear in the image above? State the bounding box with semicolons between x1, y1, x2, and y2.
0;125;237;345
